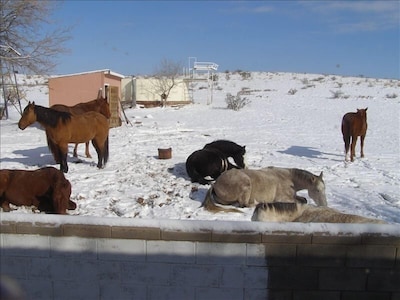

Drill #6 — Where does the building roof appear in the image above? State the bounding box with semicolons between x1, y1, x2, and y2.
50;69;125;79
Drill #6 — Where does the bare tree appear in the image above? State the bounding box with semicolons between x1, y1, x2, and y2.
0;0;70;74
0;0;70;117
151;58;183;107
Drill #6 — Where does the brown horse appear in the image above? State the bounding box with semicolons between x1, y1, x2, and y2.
341;108;368;162
0;167;76;214
50;97;111;159
18;102;109;173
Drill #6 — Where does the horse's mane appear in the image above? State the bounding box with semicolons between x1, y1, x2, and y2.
35;105;71;128
257;202;299;214
291;168;320;183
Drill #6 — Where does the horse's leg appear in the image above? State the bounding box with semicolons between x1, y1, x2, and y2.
58;144;69;173
84;142;92;158
360;135;366;158
350;136;357;162
73;144;78;158
237;180;252;207
92;139;103;169
343;134;350;161
1;200;11;212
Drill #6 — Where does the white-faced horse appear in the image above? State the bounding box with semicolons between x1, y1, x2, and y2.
251;202;385;224
202;166;327;213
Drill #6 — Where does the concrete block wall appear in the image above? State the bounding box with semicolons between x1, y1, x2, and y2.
0;214;399;300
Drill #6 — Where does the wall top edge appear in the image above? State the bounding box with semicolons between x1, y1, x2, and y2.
1;212;399;238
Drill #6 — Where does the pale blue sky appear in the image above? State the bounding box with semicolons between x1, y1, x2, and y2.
51;1;399;79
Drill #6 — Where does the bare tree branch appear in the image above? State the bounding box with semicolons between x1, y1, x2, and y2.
152;58;183;107
0;0;71;74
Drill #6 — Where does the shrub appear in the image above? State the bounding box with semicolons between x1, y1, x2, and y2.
386;93;398;99
330;90;344;99
225;92;251;111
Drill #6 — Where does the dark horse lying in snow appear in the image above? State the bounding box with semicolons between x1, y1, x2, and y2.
186;140;246;184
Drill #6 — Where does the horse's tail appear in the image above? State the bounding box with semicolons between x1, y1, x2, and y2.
201;186;242;213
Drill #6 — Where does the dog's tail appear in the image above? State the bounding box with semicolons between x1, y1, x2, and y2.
201;185;242;213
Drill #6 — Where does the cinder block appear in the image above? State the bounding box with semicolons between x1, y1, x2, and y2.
293;291;340;300
346;245;397;268
367;269;400;292
220;265;245;288
212;231;261;243
162;230;211;242
111;226;160;240
16;222;62;236
171;264;223;287
244;288;269;300
50;236;97;257
297;244;347;267
196;287;244;300
196;242;246;265
147;240;195;263
1;234;50;257
97;238;145;261
18;278;53;300
29;257;52;279
53;279;99;300
268;266;318;290
148;286;194;300
341;291;392;300
312;234;361;245
361;234;400;246
243;266;269;288
261;233;312;244
100;283;147;300
0;256;31;279
63;224;111;238
50;257;98;282
0;221;16;233
319;268;368;291
119;261;172;286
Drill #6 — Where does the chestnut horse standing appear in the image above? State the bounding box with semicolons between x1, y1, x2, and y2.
18;102;109;173
50;97;111;159
0;167;76;214
341;108;368;162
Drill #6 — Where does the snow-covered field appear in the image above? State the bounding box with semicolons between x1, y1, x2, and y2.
1;72;399;224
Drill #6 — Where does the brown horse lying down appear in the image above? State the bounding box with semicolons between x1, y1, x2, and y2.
0;167;76;214
251;202;385;224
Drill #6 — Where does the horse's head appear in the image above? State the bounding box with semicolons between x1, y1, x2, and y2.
18;101;37;130
357;108;368;121
308;172;328;206
52;172;73;214
233;146;246;168
98;97;111;118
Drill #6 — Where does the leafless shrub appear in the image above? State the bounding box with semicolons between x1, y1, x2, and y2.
288;88;297;95
225;92;251;111
386;93;398;99
330;90;345;99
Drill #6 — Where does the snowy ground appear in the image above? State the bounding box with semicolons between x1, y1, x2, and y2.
1;72;399;224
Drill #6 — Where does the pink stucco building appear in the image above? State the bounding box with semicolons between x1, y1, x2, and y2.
48;69;125;127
